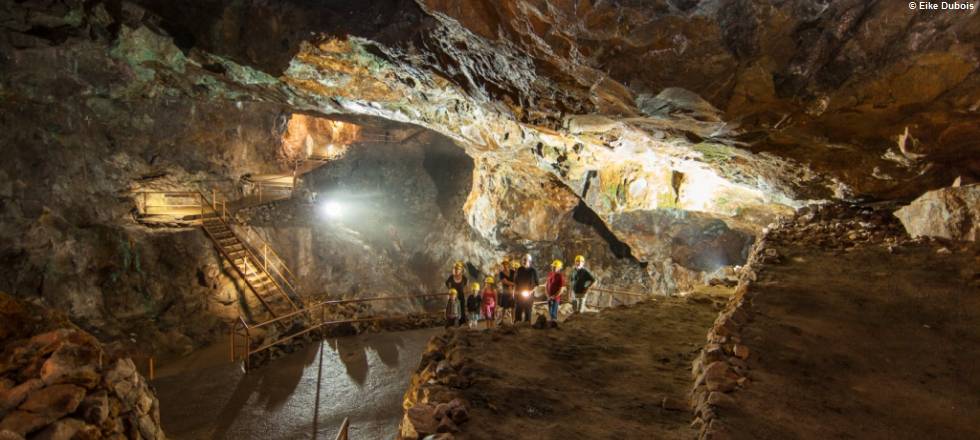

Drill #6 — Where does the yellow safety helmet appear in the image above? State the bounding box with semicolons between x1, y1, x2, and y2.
484;276;495;284
511;261;520;269
552;260;563;269
575;255;585;263
449;288;458;295
502;255;511;262
453;261;464;270
471;282;481;291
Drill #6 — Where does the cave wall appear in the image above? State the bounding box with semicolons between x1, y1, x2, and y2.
0;1;299;353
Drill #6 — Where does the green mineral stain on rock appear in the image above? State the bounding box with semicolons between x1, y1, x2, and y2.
110;26;188;74
693;143;737;163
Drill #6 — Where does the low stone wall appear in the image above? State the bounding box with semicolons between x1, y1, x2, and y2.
688;203;917;438
0;294;165;440
397;330;474;440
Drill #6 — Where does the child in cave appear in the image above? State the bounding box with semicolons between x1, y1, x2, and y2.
481;276;498;329
445;288;462;329
466;282;482;329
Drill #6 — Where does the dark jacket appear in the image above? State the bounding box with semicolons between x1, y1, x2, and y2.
466;293;481;313
445;275;467;303
497;269;515;308
570;267;596;294
514;266;539;293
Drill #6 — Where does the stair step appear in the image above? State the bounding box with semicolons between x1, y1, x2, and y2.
252;278;275;288
251;272;272;281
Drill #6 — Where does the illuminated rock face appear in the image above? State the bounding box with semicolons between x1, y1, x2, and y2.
894;184;980;242
463;159;580;245
1;0;977;346
414;0;980;200
280;115;360;162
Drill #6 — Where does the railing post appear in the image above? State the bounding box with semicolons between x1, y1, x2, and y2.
244;333;251;372
212;188;217;211
263;244;268;271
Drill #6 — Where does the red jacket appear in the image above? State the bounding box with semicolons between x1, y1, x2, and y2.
546;271;565;300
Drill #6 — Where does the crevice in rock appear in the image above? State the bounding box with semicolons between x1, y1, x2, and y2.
421;136;473;220
571;200;639;263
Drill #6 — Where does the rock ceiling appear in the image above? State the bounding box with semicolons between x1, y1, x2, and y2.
8;0;979;271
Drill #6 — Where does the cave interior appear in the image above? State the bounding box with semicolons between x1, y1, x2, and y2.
0;1;978;439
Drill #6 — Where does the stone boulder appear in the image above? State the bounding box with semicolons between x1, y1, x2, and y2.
894;184;980;241
0;293;166;439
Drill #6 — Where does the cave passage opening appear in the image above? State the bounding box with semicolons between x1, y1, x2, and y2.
250;112;481;311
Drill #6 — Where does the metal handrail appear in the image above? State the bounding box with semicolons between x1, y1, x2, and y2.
589;287;649;297
232;293;447;370
233;225;300;293
134;191;202;215
250;293;447;331
198;206;283;320
199;189;304;314
335;417;350;440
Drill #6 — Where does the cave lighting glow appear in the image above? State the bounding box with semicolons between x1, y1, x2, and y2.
319;200;346;219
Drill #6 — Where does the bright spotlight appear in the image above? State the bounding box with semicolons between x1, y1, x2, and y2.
319;200;345;219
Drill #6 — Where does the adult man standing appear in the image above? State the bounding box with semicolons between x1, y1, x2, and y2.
513;254;539;323
570;255;596;313
545;260;566;321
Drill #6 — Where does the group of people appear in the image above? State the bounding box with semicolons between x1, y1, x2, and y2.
443;254;596;329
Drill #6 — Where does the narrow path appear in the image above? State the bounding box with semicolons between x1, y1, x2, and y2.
154;327;442;439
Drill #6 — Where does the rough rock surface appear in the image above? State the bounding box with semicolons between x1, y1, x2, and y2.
3;0;978;372
0;293;165;439
0;0;296;353
689;203;980;439
894;184;980;241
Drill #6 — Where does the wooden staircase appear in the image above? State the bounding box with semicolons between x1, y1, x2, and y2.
199;209;303;322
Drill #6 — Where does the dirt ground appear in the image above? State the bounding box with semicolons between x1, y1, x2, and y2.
448;287;732;440
723;242;980;439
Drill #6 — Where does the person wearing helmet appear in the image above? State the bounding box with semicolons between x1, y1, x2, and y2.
445;261;468;325
497;258;516;324
466;282;482;329
570;255;596;313
481;276;498;329
514;254;539;323
445;288;462;328
545;259;566;321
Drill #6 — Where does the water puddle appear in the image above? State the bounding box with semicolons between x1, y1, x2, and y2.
153;327;443;439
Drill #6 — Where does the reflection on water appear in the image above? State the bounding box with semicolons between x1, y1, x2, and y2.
154;327;441;440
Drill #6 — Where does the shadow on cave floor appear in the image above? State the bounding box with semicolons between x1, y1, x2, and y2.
153;327;442;440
